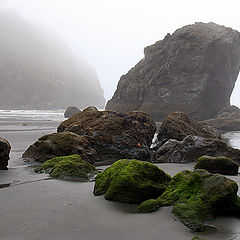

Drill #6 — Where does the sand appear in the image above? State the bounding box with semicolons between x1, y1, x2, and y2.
0;119;240;240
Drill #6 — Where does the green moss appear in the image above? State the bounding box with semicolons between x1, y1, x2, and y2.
35;154;96;180
93;159;171;203
156;169;240;231
195;155;239;175
192;236;206;240
136;199;160;213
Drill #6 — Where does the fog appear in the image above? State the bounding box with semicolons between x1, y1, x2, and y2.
0;0;240;105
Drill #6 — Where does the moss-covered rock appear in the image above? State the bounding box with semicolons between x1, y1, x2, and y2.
22;132;96;164
35;154;96;180
136;199;160;213
93;159;171;203
156;169;240;231
195;155;239;175
192;236;206;240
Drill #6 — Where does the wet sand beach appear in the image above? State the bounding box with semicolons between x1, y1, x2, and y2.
0;111;240;240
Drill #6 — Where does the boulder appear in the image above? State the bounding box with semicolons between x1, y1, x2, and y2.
153;135;240;164
0;137;11;170
138;170;240;231
194;155;239;175
22;132;96;164
157;112;221;147
203;106;240;132
57;106;156;164
93;159;171;203
106;22;240;121
64;106;81;118
35;154;96;180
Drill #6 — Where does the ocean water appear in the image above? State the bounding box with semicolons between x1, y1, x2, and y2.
0;109;65;131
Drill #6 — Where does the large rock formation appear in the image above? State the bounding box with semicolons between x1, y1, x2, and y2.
0;9;105;109
106;22;240;121
57;106;156;165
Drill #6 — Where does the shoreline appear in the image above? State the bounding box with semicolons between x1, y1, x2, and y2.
0;117;240;240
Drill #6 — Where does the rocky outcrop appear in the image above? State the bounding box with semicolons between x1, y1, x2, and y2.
0;10;105;109
35;154;96;180
203;105;240;132
22;132;96;164
93;159;171;203
106;22;240;121
138;169;240;231
157;112;221;147
57;106;156;165
153;135;240;164
64;106;81;118
194;155;239;175
0;137;11;169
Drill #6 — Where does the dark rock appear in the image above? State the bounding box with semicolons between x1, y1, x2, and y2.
35;154;96;180
194;155;239;175
0;10;105;109
57;106;156;164
157;112;221;147
138;169;240;231
64;106;81;118
203;105;240;132
0;137;11;170
93;159;171;203
106;22;240;121
203;116;240;132
22;132;96;164
153;135;240;164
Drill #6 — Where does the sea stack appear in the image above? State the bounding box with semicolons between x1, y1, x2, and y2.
106;22;240;121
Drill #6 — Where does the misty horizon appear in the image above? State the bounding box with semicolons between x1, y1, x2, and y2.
0;0;239;106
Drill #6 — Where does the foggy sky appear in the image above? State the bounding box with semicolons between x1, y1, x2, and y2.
0;0;240;106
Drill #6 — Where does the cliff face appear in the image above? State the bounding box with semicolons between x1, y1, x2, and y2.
0;10;105;109
106;22;240;121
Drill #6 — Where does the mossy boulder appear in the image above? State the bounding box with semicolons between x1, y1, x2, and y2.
136;199;160;213
35;154;96;180
138;169;240;231
195;155;239;175
57;106;156;165
22;132;96;164
93;159;171;203
192;237;206;240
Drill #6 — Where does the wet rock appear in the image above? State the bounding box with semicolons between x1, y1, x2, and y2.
35;154;96;180
194;155;239;175
157;112;221;147
106;22;240;121
0;137;11;170
153;135;240;164
22;132;96;164
138;169;240;231
57;106;156;165
93;159;171;203
64;106;81;118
